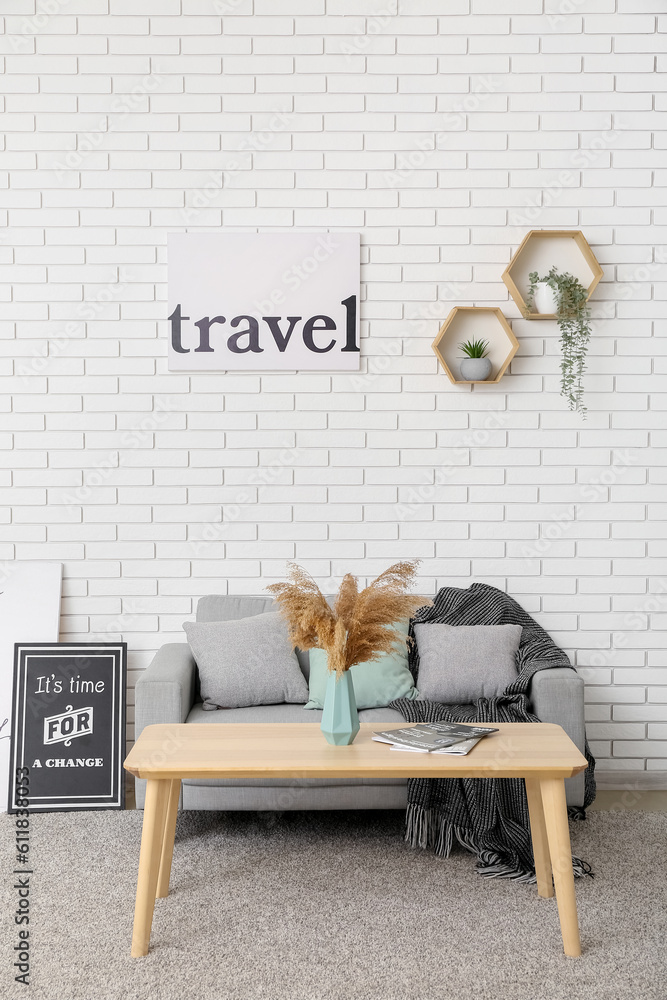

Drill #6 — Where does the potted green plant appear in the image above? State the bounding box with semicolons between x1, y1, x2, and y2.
526;266;592;418
458;338;492;381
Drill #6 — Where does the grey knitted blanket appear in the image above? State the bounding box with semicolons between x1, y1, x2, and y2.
390;583;595;882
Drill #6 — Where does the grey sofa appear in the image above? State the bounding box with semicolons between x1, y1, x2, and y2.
134;594;587;811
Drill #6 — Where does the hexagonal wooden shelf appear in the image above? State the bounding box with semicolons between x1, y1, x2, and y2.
432;306;519;385
502;230;603;320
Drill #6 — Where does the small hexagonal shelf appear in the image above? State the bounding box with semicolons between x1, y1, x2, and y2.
502;229;603;320
432;306;519;385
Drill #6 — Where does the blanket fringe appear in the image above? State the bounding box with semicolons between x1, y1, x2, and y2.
405;804;594;882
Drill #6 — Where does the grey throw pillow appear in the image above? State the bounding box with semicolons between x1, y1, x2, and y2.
183;612;309;710
414;623;522;703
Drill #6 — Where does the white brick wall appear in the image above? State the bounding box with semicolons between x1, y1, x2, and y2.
1;1;665;783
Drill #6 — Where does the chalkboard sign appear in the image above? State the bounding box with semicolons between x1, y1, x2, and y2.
8;643;126;812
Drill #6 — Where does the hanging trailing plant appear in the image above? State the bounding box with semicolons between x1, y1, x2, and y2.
526;266;592;418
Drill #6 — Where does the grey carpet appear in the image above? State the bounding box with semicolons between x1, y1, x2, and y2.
1;809;665;1000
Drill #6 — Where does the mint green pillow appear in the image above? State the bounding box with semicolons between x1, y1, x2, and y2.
304;621;419;710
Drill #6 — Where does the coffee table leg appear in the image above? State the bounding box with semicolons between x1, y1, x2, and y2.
131;778;169;957
156;779;180;899
539;776;582;957
525;778;553;898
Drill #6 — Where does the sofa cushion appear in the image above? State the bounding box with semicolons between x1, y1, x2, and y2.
414;622;522;703
304;622;418;710
196;595;311;679
183;612;309;709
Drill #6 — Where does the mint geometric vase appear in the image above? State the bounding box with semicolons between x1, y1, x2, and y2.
320;670;360;746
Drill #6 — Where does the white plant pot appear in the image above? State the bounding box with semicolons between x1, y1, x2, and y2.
460;357;493;381
533;282;559;315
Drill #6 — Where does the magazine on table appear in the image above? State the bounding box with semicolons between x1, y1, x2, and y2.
372;721;498;754
390;736;483;756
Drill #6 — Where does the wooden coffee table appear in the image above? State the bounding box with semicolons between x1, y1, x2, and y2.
124;721;588;958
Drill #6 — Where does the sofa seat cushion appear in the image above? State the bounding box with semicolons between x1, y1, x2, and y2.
185;703;411;725
182;702;404;788
357;707;406;724
186;702;322;725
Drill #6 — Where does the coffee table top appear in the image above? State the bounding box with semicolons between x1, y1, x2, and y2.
124;722;588;782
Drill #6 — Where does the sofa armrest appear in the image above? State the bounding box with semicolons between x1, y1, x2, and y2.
528;667;585;754
528;667;587;810
135;643;196;738
133;643;196;810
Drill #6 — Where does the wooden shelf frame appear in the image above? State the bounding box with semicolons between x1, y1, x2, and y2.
502;229;604;320
431;306;519;385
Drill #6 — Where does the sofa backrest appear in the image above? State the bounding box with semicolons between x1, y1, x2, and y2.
196;594;312;680
197;595;275;623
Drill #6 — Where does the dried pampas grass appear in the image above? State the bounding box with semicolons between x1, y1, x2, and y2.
266;561;431;677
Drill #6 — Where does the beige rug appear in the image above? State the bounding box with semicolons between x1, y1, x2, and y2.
1;808;665;1000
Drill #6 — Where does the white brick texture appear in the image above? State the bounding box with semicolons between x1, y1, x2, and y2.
1;3;665;778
